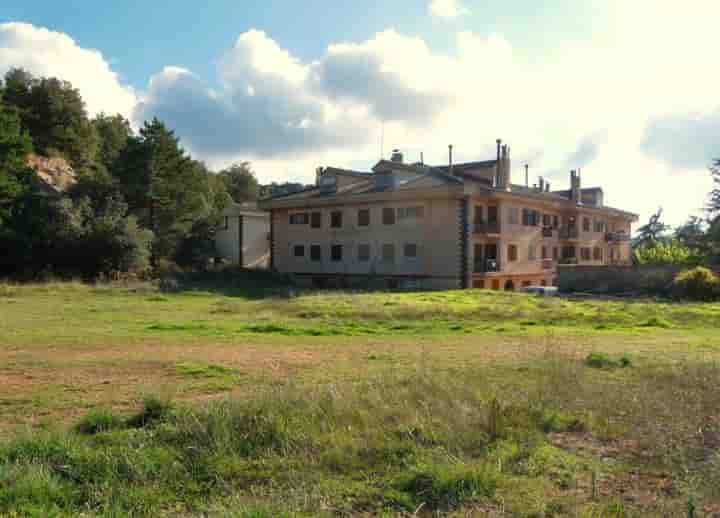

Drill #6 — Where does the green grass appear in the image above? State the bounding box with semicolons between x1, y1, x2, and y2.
1;279;720;516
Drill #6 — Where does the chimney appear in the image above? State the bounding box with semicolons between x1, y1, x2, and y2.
315;167;324;186
525;164;529;188
391;149;403;163
545;182;550;192
570;169;582;205
448;145;454;175
420;152;424;165
498;144;511;191
538;176;545;192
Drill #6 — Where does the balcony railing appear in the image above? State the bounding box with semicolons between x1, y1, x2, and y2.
473;221;501;235
558;257;578;265
542;227;554;238
474;258;501;273
559;226;579;240
606;231;630;243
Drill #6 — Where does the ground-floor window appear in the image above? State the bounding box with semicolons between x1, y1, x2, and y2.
504;280;515;291
473;280;484;289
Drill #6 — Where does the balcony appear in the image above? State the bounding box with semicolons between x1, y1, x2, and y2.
606;231;630;243
474;258;501;274
542;227;554;238
559;226;579;240
473;221;501;235
558;257;578;265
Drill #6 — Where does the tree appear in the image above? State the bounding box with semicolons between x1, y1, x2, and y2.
633;208;670;249
218;162;259;202
634;239;704;266
674;216;707;250
115;118;215;261
259;181;311;198
0;98;34;228
92;113;133;174
709;159;720;216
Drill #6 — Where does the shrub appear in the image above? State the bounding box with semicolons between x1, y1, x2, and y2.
126;396;173;428
585;352;631;369
673;266;719;300
75;409;124;435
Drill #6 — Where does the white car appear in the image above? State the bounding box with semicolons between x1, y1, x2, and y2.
521;285;559;296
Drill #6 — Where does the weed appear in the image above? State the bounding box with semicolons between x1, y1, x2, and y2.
126;396;173;428
585;352;632;369
75;409;124;435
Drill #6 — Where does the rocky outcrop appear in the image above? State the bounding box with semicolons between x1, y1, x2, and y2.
27;154;77;196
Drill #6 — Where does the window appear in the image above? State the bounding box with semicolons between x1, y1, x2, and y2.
593;247;603;261
311;212;322;228
507;207;519;225
310;245;322;262
293;245;305;258
528;245;536;261
403;243;418;258
330;211;343;228
358;209;370;227
331;244;343;262
580;247;591;261
508;244;518;262
523;209;540;226
382;208;396;225
553;247;559;260
289;213;309;225
382;244;395;263
398;206;424;221
553;215;559;228
582;217;591;232
475;206;484;224
594;220;606;233
542;214;551;227
562;246;576;259
541;246;548;260
358;244;371;262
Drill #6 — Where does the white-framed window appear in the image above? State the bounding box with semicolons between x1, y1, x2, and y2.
397;206;424;222
330;244;343;262
507;207;519;225
292;244;306;259
310;211;322;229
403;243;419;260
357;208;370;227
381;243;395;263
528;244;536;261
289;213;309;225
357;243;371;262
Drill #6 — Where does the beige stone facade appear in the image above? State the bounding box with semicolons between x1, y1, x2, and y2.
259;145;637;291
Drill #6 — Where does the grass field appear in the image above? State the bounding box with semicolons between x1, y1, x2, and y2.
1;276;719;516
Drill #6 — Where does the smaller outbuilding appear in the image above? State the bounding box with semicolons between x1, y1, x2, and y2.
215;202;270;269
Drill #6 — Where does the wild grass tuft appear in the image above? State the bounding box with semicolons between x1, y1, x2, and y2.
585;352;632;369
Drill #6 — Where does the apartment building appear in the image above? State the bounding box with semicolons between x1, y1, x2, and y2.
258;142;638;290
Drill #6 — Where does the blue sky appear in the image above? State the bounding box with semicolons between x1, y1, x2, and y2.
1;0;718;225
3;0;605;90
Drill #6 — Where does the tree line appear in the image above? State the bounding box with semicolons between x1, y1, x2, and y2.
0;68;310;279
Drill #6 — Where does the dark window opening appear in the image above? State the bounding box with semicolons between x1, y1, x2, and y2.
331;245;343;262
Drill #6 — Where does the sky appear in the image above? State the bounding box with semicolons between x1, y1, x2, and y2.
1;0;718;227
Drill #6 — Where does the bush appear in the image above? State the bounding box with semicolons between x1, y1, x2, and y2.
585;352;631;369
75;409;124;435
673;266;719;300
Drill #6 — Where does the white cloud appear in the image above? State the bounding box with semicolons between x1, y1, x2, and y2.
0;22;136;118
429;0;470;19
5;7;720;227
